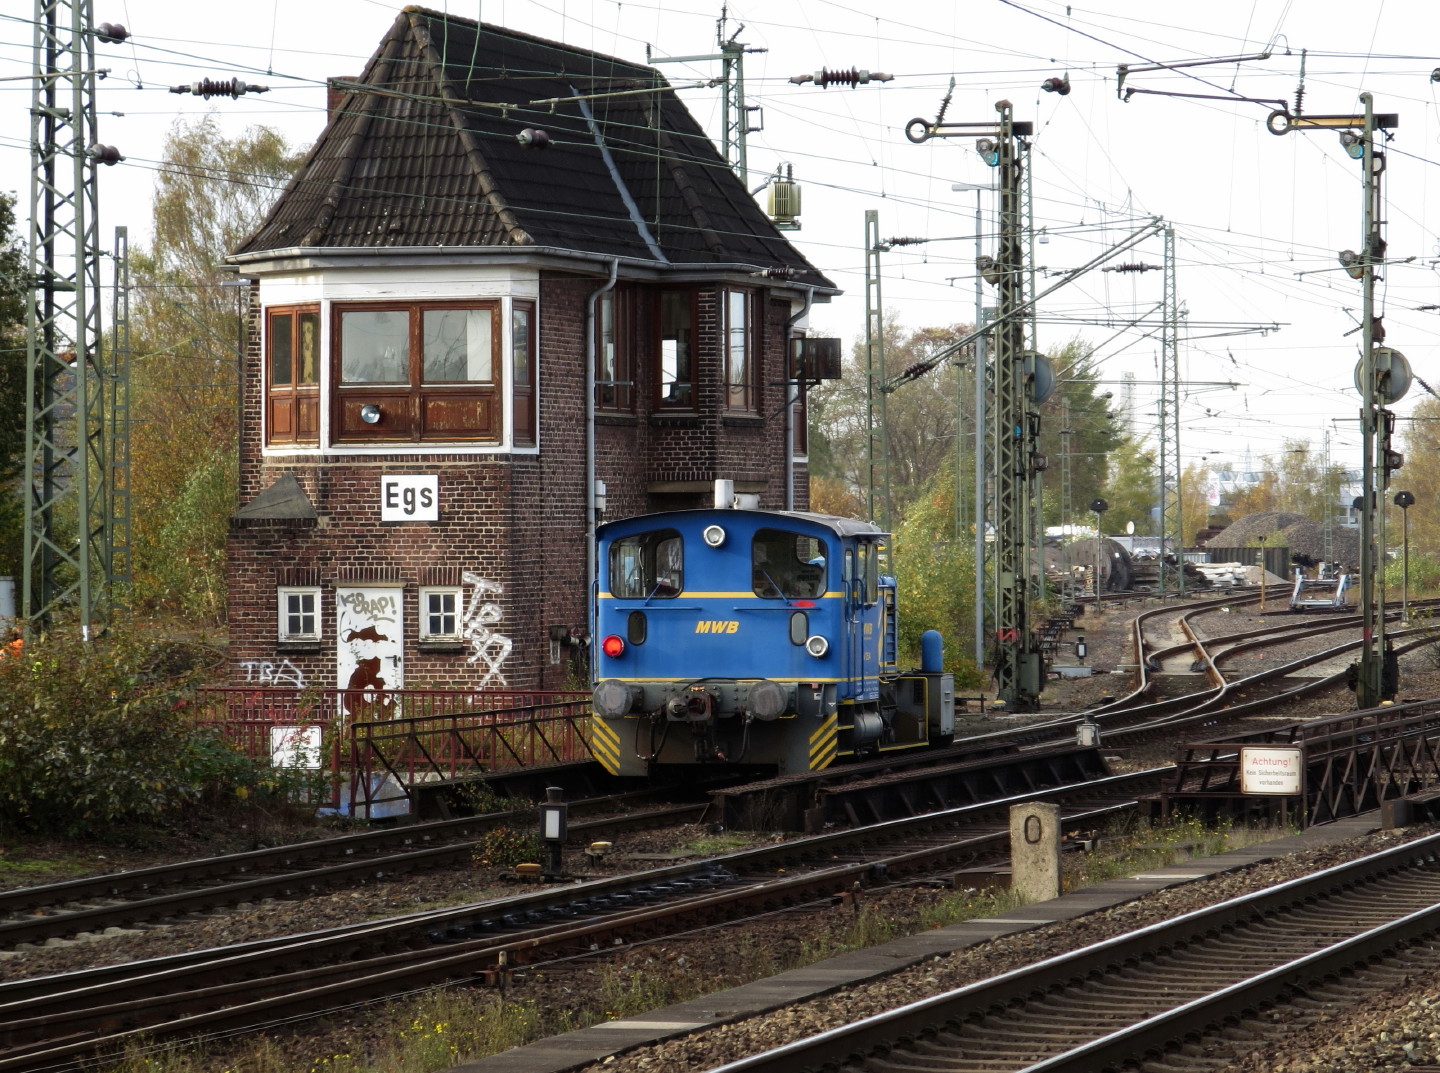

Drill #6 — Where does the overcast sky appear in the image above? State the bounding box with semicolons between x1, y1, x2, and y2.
3;0;1438;476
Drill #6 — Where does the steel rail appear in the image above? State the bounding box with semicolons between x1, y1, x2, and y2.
696;830;1440;1073
0;802;707;949
0;776;1167;1070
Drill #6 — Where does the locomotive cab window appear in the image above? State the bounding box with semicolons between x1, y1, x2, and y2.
856;541;880;606
609;530;683;599
752;529;827;599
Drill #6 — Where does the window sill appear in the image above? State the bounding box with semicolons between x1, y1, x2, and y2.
417;640;465;654
721;414;764;428
276;640;322;653
596;413;639;426
650;413;700;428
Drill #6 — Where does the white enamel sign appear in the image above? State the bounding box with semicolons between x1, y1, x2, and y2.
1240;746;1303;795
380;475;439;521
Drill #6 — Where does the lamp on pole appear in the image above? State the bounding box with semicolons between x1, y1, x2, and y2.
1089;498;1108;614
953;181;993;667
1394;490;1414;624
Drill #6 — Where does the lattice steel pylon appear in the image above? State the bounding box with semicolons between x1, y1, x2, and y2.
651;5;762;182
1157;227;1183;595
863;210;892;531
26;0;123;635
990;103;1044;710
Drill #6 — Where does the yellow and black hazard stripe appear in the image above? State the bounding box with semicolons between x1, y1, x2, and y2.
588;715;623;775
808;712;838;770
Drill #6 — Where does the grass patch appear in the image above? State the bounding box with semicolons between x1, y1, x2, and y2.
0;856;93;883
1063;814;1292;890
682;833;755;855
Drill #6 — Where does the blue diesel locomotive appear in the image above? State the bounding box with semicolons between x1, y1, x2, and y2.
589;508;954;777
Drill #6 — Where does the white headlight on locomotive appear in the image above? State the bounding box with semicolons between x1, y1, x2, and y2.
804;635;830;658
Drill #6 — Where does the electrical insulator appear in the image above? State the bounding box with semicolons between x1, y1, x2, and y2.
1041;75;1070;95
789;67;894;89
96;22;129;43
87;144;123;166
170;78;270;99
516;128;551;148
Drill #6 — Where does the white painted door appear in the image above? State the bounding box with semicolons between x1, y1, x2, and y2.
336;586;404;717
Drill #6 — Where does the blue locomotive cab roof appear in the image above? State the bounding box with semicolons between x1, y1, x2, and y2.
597;508;885;542
598;509;886;603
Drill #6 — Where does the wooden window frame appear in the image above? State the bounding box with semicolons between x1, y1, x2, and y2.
723;287;759;413
265;305;320;446
331;299;501;445
512;299;537;447
790;331;808;455
656;288;697;411
596;288;634;412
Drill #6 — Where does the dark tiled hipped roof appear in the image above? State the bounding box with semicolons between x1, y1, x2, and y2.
237;7;830;284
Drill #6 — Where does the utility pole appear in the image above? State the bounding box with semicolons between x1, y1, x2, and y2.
1351;95;1403;707
1019;141;1047;618
1159;226;1183;595
902;96;1165;704
650;5;765;181
863;211;891;531
26;1;127;637
988;101;1045;710
108;225;131;606
1269;97;1406;706
1130;72;1405;706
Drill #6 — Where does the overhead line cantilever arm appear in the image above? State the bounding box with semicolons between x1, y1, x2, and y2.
882;217;1166;392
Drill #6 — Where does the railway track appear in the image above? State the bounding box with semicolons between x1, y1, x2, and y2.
958;598;1440;759
0;795;706;949
0;769;1165;1072
698;829;1440;1073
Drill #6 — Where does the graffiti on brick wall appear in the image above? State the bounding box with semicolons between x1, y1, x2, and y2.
336;586;403;717
240;658;306;688
462;571;512;688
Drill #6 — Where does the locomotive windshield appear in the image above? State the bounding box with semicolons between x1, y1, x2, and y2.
609;529;683;598
752;529;828;599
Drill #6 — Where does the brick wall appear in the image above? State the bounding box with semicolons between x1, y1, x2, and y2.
227;272;809;690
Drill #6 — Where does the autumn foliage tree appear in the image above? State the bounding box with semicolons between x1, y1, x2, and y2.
0;193;26;578
128;117;303;622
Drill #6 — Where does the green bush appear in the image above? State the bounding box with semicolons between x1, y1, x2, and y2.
890;467;984;688
0;626;268;838
1384;552;1440;596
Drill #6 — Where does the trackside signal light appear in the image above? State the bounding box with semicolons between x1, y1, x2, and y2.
601;635;625;658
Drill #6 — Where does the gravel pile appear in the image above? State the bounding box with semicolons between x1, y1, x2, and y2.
1209;511;1361;567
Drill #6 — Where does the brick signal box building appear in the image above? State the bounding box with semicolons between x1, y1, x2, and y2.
226;7;836;695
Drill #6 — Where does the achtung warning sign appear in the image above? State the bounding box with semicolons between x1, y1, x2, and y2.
1240;746;1303;795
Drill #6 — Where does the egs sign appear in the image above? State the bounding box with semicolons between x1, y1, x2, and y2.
380;475;439;521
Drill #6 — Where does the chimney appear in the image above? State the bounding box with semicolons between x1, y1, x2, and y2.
327;77;358;121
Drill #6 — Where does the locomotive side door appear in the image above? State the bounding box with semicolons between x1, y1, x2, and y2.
845;539;881;701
